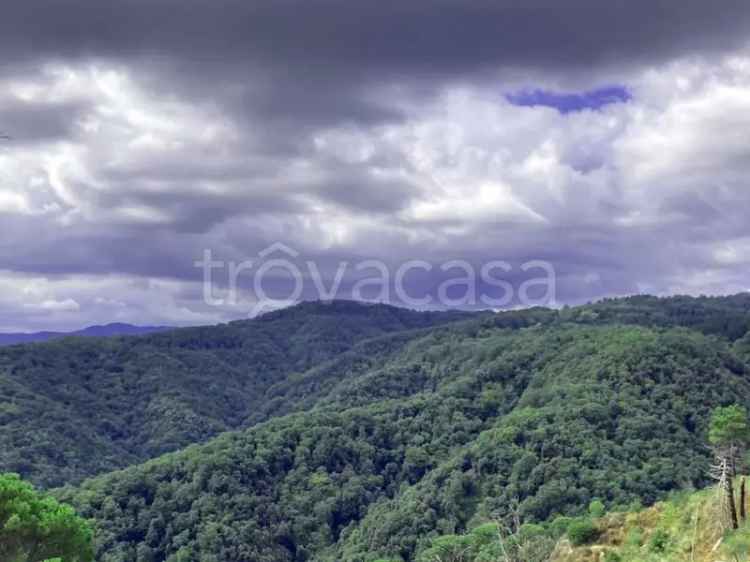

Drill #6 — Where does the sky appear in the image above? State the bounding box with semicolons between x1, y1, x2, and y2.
2;1;750;331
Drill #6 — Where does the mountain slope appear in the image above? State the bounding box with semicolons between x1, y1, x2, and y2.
337;326;748;561
0;301;475;487
57;320;750;562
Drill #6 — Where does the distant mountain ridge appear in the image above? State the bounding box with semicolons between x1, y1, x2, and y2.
0;322;173;346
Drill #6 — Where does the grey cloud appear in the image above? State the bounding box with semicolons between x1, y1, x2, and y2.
0;99;89;143
4;1;750;74
310;169;422;214
3;1;750;133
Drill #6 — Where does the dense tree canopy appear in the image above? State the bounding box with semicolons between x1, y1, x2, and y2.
1;295;749;561
0;301;473;487
59;320;750;561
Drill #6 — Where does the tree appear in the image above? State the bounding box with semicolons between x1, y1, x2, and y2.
709;405;750;530
0;473;94;562
709;405;750;452
734;332;750;364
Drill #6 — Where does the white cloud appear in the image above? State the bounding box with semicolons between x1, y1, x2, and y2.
0;271;249;332
30;298;80;312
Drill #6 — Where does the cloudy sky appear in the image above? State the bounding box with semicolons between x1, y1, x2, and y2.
2;1;750;331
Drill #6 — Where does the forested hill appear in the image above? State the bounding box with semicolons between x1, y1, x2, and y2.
0;323;173;347
44;294;750;562
0;301;475;487
572;293;750;341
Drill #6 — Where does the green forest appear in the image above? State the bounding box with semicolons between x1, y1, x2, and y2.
3;295;750;561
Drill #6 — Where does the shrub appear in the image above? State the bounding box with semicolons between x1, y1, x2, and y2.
625;527;644;547
649;529;669;553
567;519;599;546
549;516;573;538
518;523;546;540
627;499;643;512
588;499;606;518
724;529;750;560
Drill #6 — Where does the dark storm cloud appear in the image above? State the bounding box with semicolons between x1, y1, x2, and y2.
3;0;749;146
5;1;750;73
4;0;750;133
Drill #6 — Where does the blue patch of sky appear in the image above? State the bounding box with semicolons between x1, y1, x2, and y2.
506;86;631;114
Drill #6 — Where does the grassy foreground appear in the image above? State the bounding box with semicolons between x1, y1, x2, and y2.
551;481;750;562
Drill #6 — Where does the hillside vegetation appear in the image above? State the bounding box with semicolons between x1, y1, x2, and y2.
408;481;750;562
551;482;750;562
3;295;750;561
